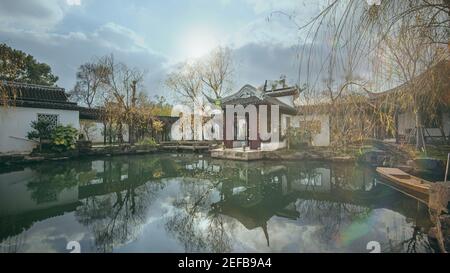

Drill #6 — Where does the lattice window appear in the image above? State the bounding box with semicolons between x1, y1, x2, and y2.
37;114;59;129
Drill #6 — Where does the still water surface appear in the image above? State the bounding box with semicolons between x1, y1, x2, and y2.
0;153;436;253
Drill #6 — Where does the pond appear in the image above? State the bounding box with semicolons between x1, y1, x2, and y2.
0;153;437;253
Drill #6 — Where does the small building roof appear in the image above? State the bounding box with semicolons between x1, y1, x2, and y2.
366;60;450;103
263;86;300;98
207;84;299;115
1;81;79;111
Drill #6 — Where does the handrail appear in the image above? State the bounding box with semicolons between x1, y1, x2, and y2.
9;136;39;143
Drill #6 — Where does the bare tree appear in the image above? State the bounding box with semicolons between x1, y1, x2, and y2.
200;47;234;99
69;62;109;108
166;61;203;106
373;16;449;150
290;0;450;150
100;54;145;145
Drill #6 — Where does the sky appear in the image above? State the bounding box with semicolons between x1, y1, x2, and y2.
0;0;328;102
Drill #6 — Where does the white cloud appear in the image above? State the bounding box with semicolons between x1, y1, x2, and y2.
245;0;302;14
0;0;65;30
93;22;148;52
228;16;300;49
0;0;332;102
0;22;168;96
226;0;326;50
233;43;300;87
66;0;81;6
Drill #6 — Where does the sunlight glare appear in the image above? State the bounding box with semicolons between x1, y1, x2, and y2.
183;27;218;60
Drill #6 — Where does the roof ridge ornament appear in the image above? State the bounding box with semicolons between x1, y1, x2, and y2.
237;85;264;100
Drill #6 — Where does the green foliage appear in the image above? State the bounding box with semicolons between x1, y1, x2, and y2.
152;95;172;116
50;125;78;152
27;120;53;141
152;119;164;133
0;43;58;86
286;127;313;150
138;137;157;147
102;125;119;143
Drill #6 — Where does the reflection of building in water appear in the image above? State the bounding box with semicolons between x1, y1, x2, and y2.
0;169;79;216
0;167;81;243
211;163;326;246
210;162;432;248
0;156;435;252
290;167;331;193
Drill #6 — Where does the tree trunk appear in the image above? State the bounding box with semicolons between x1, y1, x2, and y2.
439;126;447;145
415;110;426;152
118;123;124;144
103;122;107;145
129;80;137;145
108;123;113;145
394;109;399;144
129;123;135;145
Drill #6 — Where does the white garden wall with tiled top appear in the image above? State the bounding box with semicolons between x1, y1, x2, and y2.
0;106;79;154
291;114;330;147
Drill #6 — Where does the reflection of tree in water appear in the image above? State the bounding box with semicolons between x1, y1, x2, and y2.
330;163;375;192
296;199;370;246
289;163;372;248
75;157;165;252
17;154;437;253
382;203;434;253
165;161;383;252
164;158;235;253
295;161;434;253
165;178;233;253
27;161;95;204
384;225;433;253
0;233;27;253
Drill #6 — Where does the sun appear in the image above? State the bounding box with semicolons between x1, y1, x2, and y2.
182;27;218;60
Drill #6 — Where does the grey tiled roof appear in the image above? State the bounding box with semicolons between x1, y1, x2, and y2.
1;81;78;110
212;84;298;114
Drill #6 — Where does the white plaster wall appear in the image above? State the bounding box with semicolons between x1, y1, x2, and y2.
237;117;247;140
281;114;293;136
0;106;79;154
261;139;287;151
398;112;416;135
80;121;129;144
80;120;104;143
444;112;450;136
123;124;129;142
399;111;450;137
291;114;330;146
276;95;294;107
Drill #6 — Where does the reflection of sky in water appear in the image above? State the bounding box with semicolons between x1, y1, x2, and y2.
0;154;436;253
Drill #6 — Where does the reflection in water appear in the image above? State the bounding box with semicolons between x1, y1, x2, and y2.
0;154;436;253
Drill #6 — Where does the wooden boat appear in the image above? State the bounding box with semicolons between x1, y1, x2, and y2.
376;167;431;195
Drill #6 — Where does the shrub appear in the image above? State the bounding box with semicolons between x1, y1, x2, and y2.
138;137;157;147
27;120;53;141
286;127;312;150
50;125;78;152
27;120;54;151
152;120;164;133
